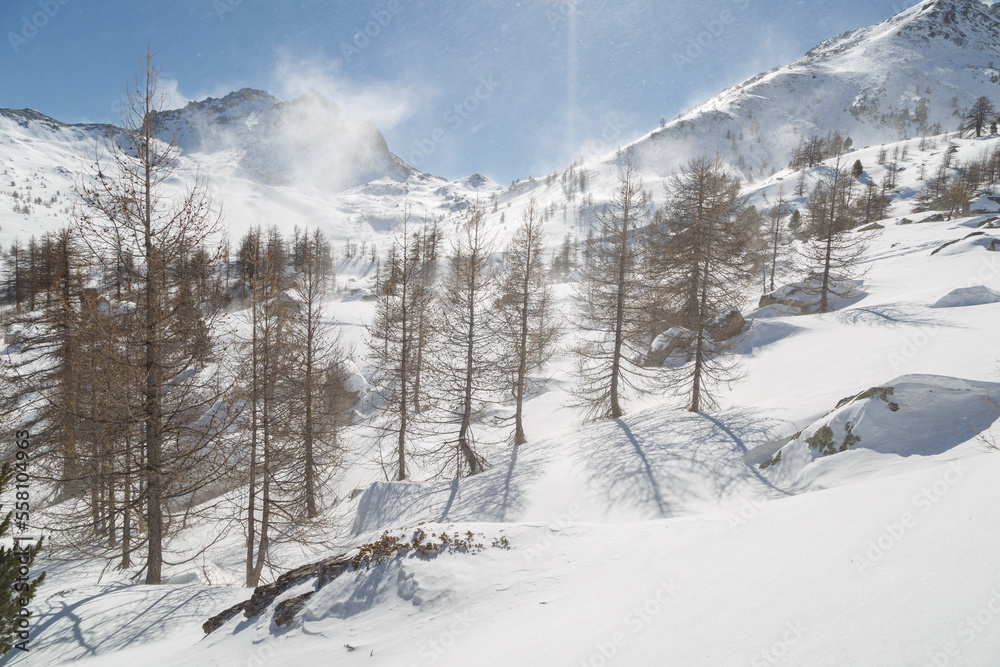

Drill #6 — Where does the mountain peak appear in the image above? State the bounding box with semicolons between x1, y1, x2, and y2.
893;0;1000;45
802;0;1000;61
628;0;1000;181
175;88;276;117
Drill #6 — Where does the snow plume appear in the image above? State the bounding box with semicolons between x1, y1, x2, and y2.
158;77;190;112
224;52;419;192
270;51;415;134
236;87;400;192
149;55;420;193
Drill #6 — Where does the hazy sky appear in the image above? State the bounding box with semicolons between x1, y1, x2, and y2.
3;0;922;183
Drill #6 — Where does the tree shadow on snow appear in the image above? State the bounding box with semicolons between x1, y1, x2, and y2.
834;304;958;328
572;409;795;520
351;445;546;535
0;584;234;666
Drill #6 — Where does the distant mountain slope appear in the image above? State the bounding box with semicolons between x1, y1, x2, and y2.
0;91;496;251
631;0;1000;180
153;88;413;192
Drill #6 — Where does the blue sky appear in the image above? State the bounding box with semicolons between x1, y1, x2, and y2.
2;0;917;183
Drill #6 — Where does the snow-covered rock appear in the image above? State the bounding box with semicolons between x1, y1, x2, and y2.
759;375;1000;477
931;284;1000;307
755;276;866;316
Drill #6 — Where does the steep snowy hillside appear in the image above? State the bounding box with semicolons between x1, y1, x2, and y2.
628;0;1000;181
0;94;497;260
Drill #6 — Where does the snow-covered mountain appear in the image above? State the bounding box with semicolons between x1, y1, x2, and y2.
629;0;1000;181
0;90;499;256
5;0;1000;251
153;88;414;191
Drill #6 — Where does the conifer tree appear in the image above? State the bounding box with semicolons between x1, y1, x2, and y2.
434;202;498;475
962;96;997;138
495;198;558;444
367;209;423;481
765;186;789;293
648;156;756;412
286;228;354;518
74;48;227;584
573;151;654;420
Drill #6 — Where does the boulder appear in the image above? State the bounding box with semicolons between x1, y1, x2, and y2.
707;309;746;341
644;310;746;366
758;285;815;312
756;276;865;315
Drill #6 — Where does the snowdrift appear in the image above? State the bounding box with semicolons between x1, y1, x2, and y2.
931;285;1000;308
759;375;1000;484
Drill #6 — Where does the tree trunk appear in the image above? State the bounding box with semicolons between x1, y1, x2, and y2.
457;276;481;474
513;241;532;446
303;277;316;517
245;271;259;587
143;106;164;584
121;433;132;569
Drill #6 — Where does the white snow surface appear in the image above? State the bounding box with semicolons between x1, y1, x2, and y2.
7;138;1000;663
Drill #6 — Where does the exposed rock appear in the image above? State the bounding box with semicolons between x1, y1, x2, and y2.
242;555;351;620
646;326;694;366
758;450;781;470
274;591;317;627
805;421;861;456
202;602;245;635
707;309;746;341
835;386;899;411
756;276;865;315
759;285;816;312
203;553;351;635
930;231;986;255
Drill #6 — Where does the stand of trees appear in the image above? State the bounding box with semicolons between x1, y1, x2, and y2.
918;143;1000;218
798;156;875;312
0;53;356;587
365;200;561;475
0;51;899;593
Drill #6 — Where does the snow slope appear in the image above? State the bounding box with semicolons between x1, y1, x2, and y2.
8;137;1000;663
628;0;1000;181
0;95;498;265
